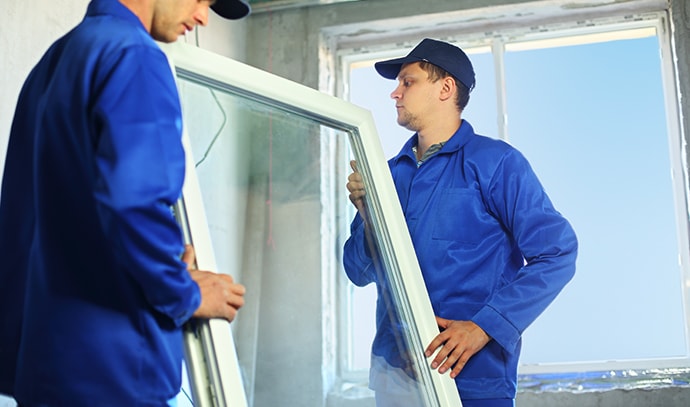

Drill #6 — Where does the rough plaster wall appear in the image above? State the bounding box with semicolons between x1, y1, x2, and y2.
0;1;246;184
183;11;248;61
245;0;672;90
672;0;690;223
0;0;90;183
245;0;528;88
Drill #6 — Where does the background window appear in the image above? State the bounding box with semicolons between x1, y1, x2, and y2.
344;14;690;384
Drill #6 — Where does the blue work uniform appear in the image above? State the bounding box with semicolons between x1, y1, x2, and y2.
0;0;199;405
343;120;578;401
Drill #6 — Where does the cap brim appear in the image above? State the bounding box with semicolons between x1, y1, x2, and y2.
211;0;251;20
374;56;422;79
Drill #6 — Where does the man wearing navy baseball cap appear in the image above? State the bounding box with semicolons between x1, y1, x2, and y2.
0;1;250;406
344;38;578;407
374;38;476;92
212;0;251;20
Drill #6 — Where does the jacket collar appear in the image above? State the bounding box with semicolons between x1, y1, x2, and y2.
86;0;145;31
391;119;476;165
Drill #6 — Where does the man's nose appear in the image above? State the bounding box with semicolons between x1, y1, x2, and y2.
194;5;210;27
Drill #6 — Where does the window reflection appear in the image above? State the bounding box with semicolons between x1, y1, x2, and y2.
178;77;336;406
170;49;459;406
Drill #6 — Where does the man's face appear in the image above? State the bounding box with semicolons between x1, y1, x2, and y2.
151;0;214;43
390;62;442;132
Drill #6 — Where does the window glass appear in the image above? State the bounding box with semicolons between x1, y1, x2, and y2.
347;47;499;377
462;50;498;139
345;18;689;378
505;32;687;365
179;76;333;406
163;42;462;406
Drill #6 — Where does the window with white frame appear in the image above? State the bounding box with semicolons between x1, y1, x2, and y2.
335;6;690;390
162;40;464;406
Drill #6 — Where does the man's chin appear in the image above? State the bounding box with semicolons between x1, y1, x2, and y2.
150;31;179;44
397;119;415;131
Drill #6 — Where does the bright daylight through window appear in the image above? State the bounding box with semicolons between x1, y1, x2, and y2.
344;10;690;392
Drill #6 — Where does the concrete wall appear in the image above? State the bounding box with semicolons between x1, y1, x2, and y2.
0;0;88;182
0;0;247;182
672;0;690;212
244;0;529;87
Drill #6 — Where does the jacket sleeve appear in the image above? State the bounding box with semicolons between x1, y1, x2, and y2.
343;213;378;287
90;44;199;327
472;148;578;353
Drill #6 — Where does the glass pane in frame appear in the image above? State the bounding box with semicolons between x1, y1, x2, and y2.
346;48;498;378
160;42;462;407
504;27;688;368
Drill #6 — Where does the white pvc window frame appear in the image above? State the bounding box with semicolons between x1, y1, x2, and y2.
159;41;462;407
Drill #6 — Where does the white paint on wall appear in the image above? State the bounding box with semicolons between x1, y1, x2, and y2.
0;0;89;183
0;0;246;186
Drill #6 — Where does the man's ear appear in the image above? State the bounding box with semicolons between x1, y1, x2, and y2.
439;76;456;102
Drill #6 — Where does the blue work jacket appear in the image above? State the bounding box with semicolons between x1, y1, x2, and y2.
0;0;199;405
343;120;577;400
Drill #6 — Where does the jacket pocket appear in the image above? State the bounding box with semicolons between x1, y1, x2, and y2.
431;188;495;245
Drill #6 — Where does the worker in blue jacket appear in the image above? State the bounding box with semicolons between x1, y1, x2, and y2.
343;38;578;407
0;1;250;406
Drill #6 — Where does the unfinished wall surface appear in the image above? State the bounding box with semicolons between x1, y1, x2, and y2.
0;0;248;183
244;0;527;87
672;0;690;213
0;0;88;182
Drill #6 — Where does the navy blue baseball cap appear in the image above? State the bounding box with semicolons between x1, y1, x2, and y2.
211;0;251;19
375;38;475;91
